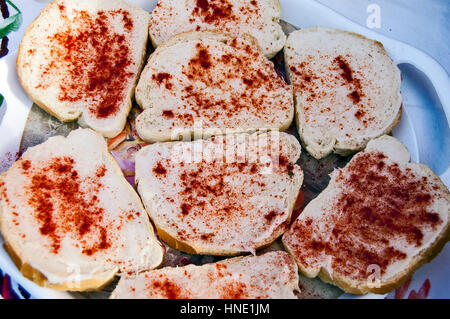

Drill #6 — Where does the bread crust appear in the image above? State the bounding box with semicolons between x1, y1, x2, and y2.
3;241;117;291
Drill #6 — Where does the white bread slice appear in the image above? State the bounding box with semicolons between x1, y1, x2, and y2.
149;0;286;58
0;129;164;291
284;27;402;159
110;251;299;299
135;31;294;143
135;131;303;256
282;135;450;295
16;0;150;138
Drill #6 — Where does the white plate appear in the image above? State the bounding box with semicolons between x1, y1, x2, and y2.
0;0;449;299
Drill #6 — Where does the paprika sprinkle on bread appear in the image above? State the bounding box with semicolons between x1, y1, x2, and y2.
17;0;151;138
135;132;303;256
282;135;450;295
285;27;402;159
111;251;300;299
0;129;164;291
135;31;294;143
149;0;286;58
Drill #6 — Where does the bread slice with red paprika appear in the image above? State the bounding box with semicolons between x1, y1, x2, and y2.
0;129;164;291
149;0;286;58
110;251;300;299
135;131;303;256
284;27;402;159
135;31;294;143
16;0;150;138
282;135;450;295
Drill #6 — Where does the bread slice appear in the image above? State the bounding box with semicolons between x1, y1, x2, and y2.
282;135;450;295
135;31;294;143
284;27;402;159
149;0;286;58
110;251;299;299
0;129;164;291
135;131;303;256
16;0;150;138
